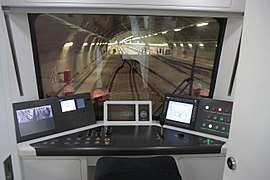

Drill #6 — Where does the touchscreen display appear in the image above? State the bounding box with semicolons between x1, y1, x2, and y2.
60;99;76;112
16;105;55;136
166;101;194;124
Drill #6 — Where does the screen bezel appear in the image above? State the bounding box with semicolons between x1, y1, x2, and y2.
13;98;57;143
163;94;199;130
103;101;152;124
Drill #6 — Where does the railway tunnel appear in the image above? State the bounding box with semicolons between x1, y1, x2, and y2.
30;13;223;117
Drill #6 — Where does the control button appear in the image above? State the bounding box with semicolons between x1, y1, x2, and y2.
203;138;214;145
95;137;101;141
226;118;231;123
86;130;92;137
104;138;111;142
215;125;219;130
224;108;230;113
202;123;206;127
205;105;210;110
218;108;223;112
206;115;211;119
211;107;216;111
75;141;80;145
76;137;81;141
95;141;100;144
86;137;91;141
208;124;213;129
50;142;55;145
66;137;72;141
105;141;110;145
213;116;218;121
64;142;69;145
85;141;90;145
43;141;48;145
220;117;224;121
221;127;226;131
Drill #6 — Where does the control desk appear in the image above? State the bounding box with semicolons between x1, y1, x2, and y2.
30;125;225;156
13;93;232;156
13;93;231;180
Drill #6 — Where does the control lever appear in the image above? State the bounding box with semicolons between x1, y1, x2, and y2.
159;113;165;138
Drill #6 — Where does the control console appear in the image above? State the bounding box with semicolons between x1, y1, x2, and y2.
31;126;225;156
162;94;233;138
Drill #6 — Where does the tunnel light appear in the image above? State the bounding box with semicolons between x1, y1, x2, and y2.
174;28;182;32
199;43;204;47
196;22;209;27
91;43;95;46
188;43;193;48
64;42;73;47
153;33;158;36
180;43;184;47
148;35;152;37
122;35;133;42
173;43;176;47
83;42;88;47
161;31;168;34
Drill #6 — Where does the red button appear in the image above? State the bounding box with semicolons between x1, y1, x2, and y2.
207;115;211;119
218;108;222;112
211;107;216;111
226;118;231;123
104;138;111;142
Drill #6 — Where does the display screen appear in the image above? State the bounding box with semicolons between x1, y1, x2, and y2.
16;105;55;136
166;101;194;124
76;98;85;109
60;99;76;112
108;104;135;121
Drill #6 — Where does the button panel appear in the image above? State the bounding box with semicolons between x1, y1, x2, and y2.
37;126;113;147
195;98;233;138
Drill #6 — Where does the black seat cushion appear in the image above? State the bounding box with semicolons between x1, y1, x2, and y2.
94;156;182;180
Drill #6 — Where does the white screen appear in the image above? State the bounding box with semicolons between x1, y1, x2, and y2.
60;99;76;112
166;101;193;124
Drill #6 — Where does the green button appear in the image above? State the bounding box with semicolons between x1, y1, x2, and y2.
67;137;72;141
220;117;224;121
215;125;219;130
202;123;206;127
213;116;217;120
206;139;213;145
222;127;226;131
85;141;90;144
